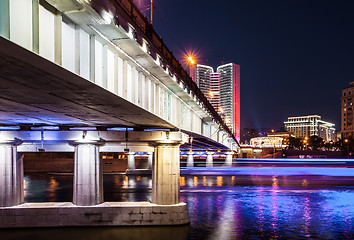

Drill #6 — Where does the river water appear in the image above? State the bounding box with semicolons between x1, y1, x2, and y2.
1;169;354;240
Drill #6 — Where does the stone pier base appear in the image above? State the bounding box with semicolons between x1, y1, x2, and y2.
0;202;189;228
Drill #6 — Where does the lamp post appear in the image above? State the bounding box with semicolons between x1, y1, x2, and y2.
304;136;308;150
187;55;196;82
345;139;349;158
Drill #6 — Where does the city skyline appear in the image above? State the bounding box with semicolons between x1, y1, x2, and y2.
137;0;354;131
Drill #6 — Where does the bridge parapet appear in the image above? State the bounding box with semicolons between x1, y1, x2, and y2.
45;0;238;149
0;0;239;150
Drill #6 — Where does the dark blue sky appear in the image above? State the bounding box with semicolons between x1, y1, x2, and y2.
135;0;354;130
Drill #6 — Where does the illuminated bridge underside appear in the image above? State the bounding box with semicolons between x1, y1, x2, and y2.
0;37;171;128
0;38;227;150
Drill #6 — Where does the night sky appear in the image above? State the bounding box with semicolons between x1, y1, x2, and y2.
134;0;354;131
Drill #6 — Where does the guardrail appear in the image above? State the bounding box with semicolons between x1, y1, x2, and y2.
109;0;237;144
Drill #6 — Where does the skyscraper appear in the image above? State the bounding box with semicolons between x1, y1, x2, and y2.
196;63;240;141
196;65;214;101
341;82;354;139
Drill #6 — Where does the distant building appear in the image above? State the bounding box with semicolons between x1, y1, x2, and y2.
196;63;240;141
267;131;295;145
341;82;354;139
284;115;335;142
250;136;283;148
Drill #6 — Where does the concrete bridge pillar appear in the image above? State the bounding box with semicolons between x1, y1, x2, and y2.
147;152;153;170
0;140;23;207
152;143;180;205
225;151;233;167
206;152;214;167
127;152;135;170
187;152;194;168
73;141;104;206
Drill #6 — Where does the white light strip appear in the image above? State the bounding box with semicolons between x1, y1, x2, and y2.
89;26;205;120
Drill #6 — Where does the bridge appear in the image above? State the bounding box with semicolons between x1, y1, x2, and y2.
0;0;239;227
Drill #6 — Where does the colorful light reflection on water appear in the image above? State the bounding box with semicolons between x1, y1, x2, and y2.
3;168;354;239
181;174;354;239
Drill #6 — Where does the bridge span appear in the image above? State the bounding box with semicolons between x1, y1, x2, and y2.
0;0;239;227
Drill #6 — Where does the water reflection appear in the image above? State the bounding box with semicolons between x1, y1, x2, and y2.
270;177;279;239
104;174;151;202
48;177;59;201
180;176;186;187
9;173;354;239
216;176;223;186
209;197;237;240
182;175;354;239
302;196;311;238
255;186;266;238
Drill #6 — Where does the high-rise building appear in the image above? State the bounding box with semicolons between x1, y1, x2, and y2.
196;64;213;98
218;63;241;141
341;82;354;139
284;115;335;142
195;63;240;141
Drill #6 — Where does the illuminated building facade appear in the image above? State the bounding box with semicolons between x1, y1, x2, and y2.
250;136;283;148
341;82;354;139
267;131;295;145
196;63;241;141
284;115;335;142
209;72;220;108
196;65;214;100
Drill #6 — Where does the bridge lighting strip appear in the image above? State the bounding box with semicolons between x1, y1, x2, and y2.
89;25;205;120
89;25;236;144
235;158;354;162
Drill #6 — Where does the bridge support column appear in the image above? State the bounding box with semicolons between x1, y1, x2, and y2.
127;152;135;170
225;152;233;167
0;140;23;207
187;152;194;168
147;152;153;170
73;141;104;206
152;143;180;205
206;152;214;167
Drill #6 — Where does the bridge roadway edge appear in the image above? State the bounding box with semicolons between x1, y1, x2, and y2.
0;202;189;228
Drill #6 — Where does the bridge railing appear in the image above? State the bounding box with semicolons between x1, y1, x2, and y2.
111;0;237;144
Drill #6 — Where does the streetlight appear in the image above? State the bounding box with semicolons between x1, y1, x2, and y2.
345;139;349;158
186;53;197;82
188;56;195;65
304;136;308;150
273;139;277;158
